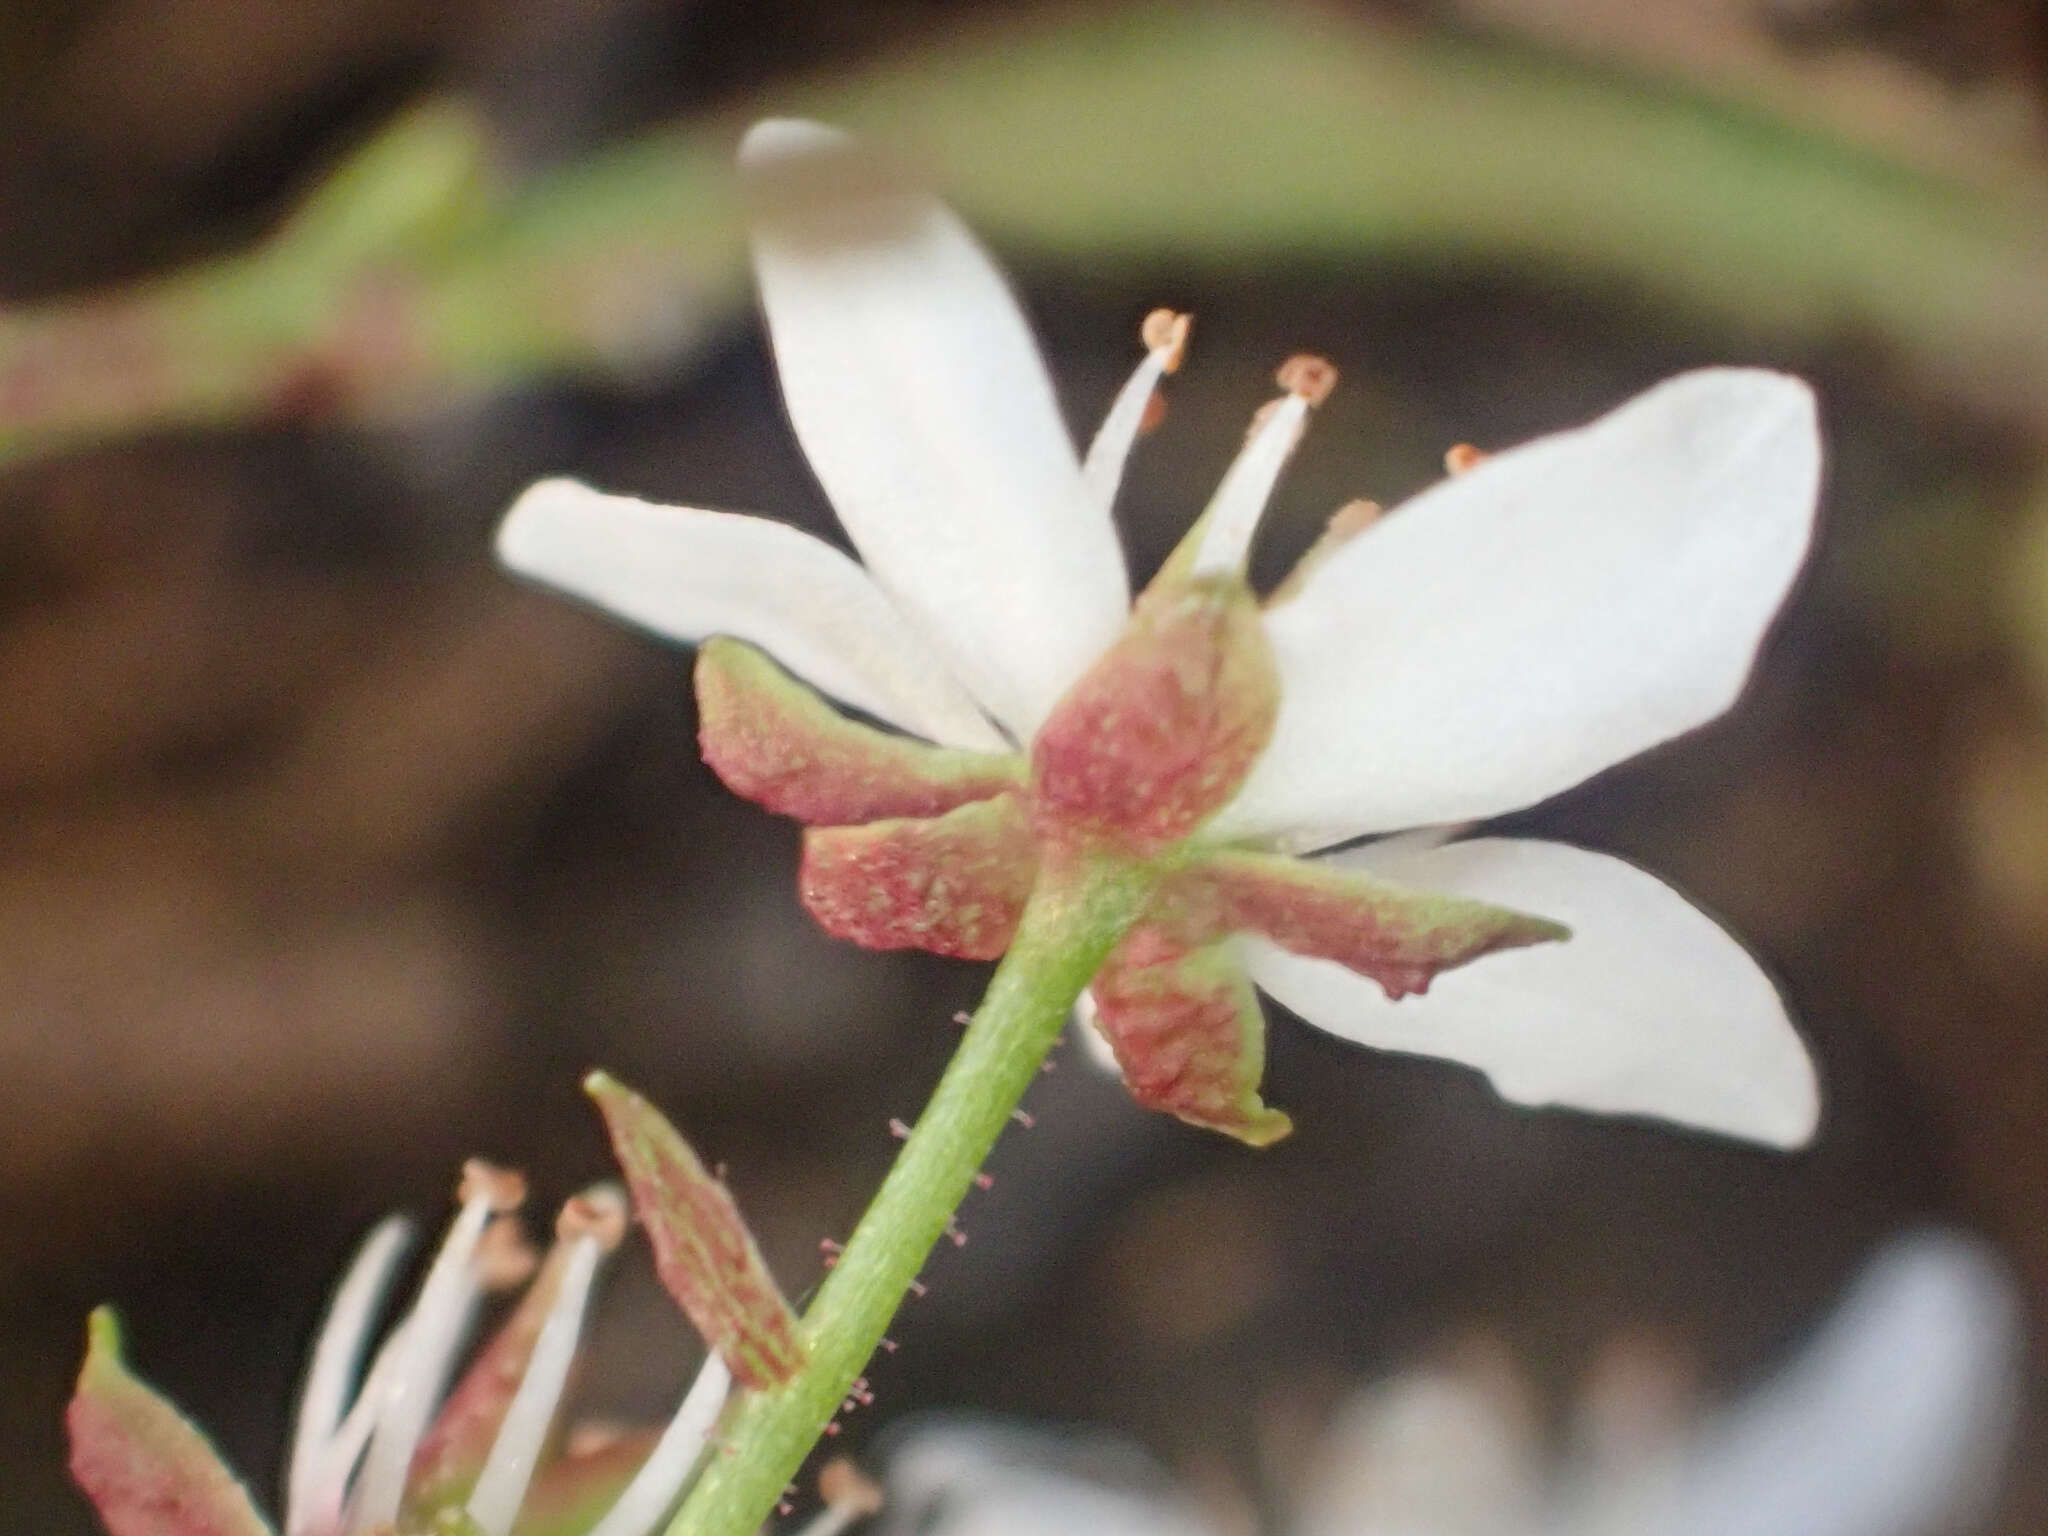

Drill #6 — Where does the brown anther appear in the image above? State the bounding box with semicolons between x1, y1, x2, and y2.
819;1459;885;1518
1138;390;1169;437
1445;443;1489;475
475;1216;540;1292
1328;498;1382;538
1275;354;1338;406
1141;309;1193;373
459;1158;528;1213
558;1183;629;1252
1266;499;1384;609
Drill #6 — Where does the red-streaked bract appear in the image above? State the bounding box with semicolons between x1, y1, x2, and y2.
584;1071;804;1390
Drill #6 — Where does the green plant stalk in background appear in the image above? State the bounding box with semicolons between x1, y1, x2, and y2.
6;3;2048;467
670;857;1152;1536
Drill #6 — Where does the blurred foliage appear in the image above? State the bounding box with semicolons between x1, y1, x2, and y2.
7;4;2048;465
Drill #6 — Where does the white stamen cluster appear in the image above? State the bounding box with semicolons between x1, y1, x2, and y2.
282;1161;733;1536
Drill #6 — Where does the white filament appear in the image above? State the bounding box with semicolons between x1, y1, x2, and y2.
582;1353;735;1536
298;1319;410;1536
1190;393;1307;576
465;1235;605;1536
285;1219;414;1536
1081;345;1172;516
349;1192;495;1531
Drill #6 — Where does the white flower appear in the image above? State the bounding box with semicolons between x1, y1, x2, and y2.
497;118;1823;1149
871;1230;2022;1536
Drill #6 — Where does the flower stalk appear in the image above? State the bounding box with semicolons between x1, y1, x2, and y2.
666;854;1154;1536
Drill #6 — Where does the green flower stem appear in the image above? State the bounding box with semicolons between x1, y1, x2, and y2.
665;854;1153;1536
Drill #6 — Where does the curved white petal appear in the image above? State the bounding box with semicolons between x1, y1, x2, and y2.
1243;838;1818;1147
1658;1231;2021;1536
1211;370;1821;845
741;119;1129;740
496;478;1004;750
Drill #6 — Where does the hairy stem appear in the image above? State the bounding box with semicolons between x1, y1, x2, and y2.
666;855;1150;1536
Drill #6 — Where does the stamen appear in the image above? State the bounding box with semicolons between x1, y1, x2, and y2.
285;1217;414;1536
350;1161;525;1532
1445;442;1490;474
476;1216;540;1293
1277;353;1339;406
1189;354;1336;577
1266;497;1382;608
581;1353;734;1536
1140;308;1192;371
793;1459;885;1536
1081;308;1194;515
465;1188;626;1536
299;1321;410;1536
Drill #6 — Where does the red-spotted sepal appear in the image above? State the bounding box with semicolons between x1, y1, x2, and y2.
1030;575;1278;856
67;1310;274;1536
799;793;1037;960
697;638;1022;825
1155;848;1569;999
1087;926;1291;1146
585;1072;804;1391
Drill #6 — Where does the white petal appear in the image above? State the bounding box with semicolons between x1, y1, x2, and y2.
1243;838;1818;1147
1657;1231;2021;1536
741;119;1129;740
1211;370;1821;845
1069;991;1121;1076
497;478;1004;750
1297;1355;1544;1536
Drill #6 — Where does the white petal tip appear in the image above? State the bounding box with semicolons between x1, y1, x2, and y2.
737;118;851;171
494;476;602;577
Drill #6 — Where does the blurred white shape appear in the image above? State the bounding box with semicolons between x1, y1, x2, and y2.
1654;1230;2022;1536
879;1421;1211;1536
1296;1345;1542;1536
870;1231;2023;1536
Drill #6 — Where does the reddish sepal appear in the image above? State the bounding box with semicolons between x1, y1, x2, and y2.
1089;926;1292;1146
585;1073;803;1391
1158;849;1568;998
800;793;1037;961
1031;576;1277;855
66;1310;274;1536
697;638;1021;825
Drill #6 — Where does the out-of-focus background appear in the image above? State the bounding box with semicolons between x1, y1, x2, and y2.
3;0;2046;1530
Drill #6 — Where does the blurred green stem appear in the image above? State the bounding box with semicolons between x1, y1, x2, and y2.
7;4;2048;466
669;855;1151;1536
